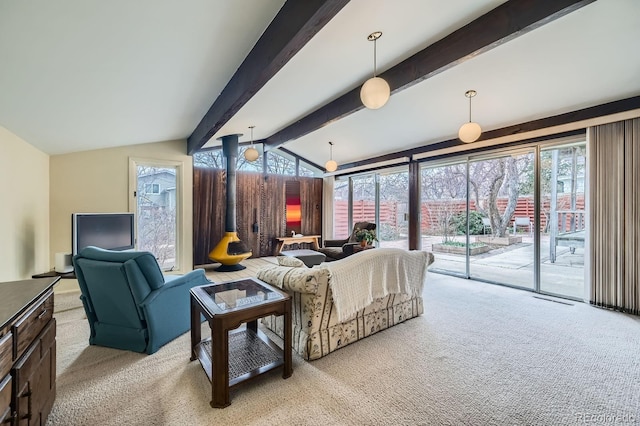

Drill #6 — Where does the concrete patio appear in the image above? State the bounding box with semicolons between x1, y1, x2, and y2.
381;234;585;300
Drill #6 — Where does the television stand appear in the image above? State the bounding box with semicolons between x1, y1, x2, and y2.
32;270;76;279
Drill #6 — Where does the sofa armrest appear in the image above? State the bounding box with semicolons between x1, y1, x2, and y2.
257;265;328;294
324;238;349;247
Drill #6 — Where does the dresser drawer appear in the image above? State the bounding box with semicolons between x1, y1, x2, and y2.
13;318;56;425
12;292;53;360
0;374;11;424
0;332;12;379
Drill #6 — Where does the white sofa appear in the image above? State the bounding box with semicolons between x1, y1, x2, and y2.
257;248;434;360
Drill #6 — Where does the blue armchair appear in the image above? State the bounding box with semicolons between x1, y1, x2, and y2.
73;246;211;354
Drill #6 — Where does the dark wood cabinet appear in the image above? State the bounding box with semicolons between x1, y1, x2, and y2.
0;375;11;423
0;277;58;426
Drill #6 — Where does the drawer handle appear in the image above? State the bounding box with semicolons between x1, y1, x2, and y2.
37;309;48;319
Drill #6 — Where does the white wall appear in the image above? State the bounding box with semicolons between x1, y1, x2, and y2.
0;127;50;282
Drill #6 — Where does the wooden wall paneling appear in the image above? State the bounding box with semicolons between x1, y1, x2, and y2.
261;175;286;256
300;178;323;238
193;167;212;266
193;169;325;262
192;168;207;266
237;172;263;257
193;167;225;266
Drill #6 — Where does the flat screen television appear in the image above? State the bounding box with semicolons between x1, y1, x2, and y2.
72;213;136;256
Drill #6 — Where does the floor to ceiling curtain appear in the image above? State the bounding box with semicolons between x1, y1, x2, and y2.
589;118;640;315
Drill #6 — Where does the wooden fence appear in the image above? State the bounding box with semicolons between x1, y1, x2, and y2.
333;194;585;237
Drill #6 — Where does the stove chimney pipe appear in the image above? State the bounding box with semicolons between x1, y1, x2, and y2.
208;133;252;271
221;134;239;232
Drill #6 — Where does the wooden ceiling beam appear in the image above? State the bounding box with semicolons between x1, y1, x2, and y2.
263;0;596;150
187;0;350;155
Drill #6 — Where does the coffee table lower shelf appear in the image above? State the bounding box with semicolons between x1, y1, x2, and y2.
195;328;284;388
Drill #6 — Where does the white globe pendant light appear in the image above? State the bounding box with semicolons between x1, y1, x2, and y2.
325;141;338;172
458;90;482;143
244;125;259;161
360;32;390;110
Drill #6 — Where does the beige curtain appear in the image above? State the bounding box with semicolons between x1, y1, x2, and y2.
589;118;640;315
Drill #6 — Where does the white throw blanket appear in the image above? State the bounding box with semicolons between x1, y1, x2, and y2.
323;248;432;322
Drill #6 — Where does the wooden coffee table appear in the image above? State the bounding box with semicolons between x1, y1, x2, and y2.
190;277;292;408
273;235;320;255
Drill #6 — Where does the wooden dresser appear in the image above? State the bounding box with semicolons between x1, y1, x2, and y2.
0;277;59;426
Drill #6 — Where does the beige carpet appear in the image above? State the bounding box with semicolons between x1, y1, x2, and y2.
47;271;640;425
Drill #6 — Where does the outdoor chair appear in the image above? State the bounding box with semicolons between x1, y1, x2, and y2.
513;217;533;235
73;246;211;354
318;221;376;261
482;217;492;234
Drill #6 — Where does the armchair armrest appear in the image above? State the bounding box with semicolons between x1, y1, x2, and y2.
324;238;349;247
140;269;211;353
163;269;210;290
342;242;359;255
141;269;210;309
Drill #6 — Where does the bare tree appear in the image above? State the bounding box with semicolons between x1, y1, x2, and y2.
467;156;532;237
267;151;296;175
194;148;263;172
193;150;224;168
135;166;177;269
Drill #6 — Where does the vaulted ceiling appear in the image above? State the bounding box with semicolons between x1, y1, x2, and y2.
1;0;639;170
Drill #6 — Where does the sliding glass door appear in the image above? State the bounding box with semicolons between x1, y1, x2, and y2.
351;174;376;225
467;151;535;289
539;143;586;298
333;178;350;239
378;168;409;249
417;139;586;299
420;161;467;276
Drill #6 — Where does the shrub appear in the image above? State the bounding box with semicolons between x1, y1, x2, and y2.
451;211;485;235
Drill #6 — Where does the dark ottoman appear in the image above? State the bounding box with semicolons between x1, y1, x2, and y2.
280;249;326;267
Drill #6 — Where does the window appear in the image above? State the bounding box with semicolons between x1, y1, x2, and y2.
299;161;322;177
267;150;296;175
193;150;224;168
193;147;264;172
333;178;350;239
129;159;182;271
144;183;160;194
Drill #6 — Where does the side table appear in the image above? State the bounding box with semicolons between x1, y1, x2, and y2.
190;277;292;408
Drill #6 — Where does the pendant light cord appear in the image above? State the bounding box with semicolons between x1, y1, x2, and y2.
373;38;377;78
